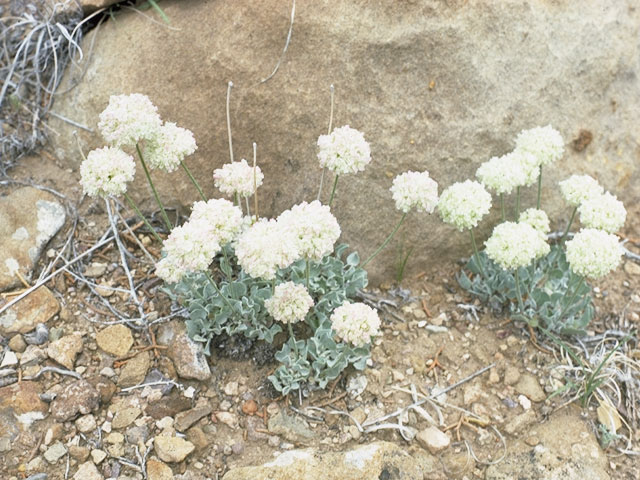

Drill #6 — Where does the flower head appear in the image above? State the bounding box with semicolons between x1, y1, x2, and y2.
213;159;264;198
330;301;381;347
265;282;314;324
317;126;371;175
476;153;528;195
98;93;162;147
80;147;136;198
277;201;341;261
515;125;564;167
485;222;550;270
190;198;243;245
438;180;492;231
145;122;197;172
235;219;299;280
519;208;551;234
578;192;626;234
559;174;604;207
390;171;439;213
156;221;221;283
566;228;622;279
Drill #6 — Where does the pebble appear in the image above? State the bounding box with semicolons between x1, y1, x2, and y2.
117;351;151;387
242;399;258;415
112;407;141;429
175;405;213;432
96;325;134;357
50;380;100;421
84;262;108;277
43;441;67;463
154;436;196;463
518;395;532;410
216;411;239;429
503;366;521;386
91;449;107;464
1;351;18;367
147;459;173;480
72;461;103;480
157;417;175;430
20;345;47;366
8;334;26;353
224;381;239;396
416;427;450;454
47;333;83;369
515;374;546;402
75;414;97;433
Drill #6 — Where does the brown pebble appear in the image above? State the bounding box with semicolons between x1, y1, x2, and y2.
242;400;258;415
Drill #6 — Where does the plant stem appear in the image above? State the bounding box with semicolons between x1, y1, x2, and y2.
500;193;505;221
362;213;408;268
123;192;163;243
536;166;543;209
226;81;234;164
235;193;243;215
220;246;232;281
328;175;339;207
559;275;585;319
180;161;206;201
271;278;276;295
469;229;486;278
253;142;259;220
305;259;310;290
560;206;578;244
136;143;172;230
515;186;521;220
514;269;525;314
288;323;299;355
205;271;235;312
317;84;335;202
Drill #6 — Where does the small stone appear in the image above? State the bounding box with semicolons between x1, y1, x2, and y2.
157;321;211;380
147;459;174;480
100;367;116;378
68;445;90;461
44;424;63;445
515;374;546;402
73;461;103;480
87;375;116;404
416;427;450;454
76;414;97;433
525;435;540;446
84;262;108;278
44;441;67;463
156;416;175;430
20;345;46;366
187;426;212;450
8;334;26;353
50;379;100;421
174;405;213;432
488;368;500;384
48;327;64;342
505;409;537;435
231;441;244;455
117;351;151;387
126;425;150;445
503;366;521;386
624;261;640;276
26;455;46;471
154;436;195;463
267;410;316;444
47;333;83;369
518;395;532;410
91;449;107;464
1;350;18;367
105;432;124;444
431;312;447;326
216;411;239;430
0;286;60;335
242;400;258;415
463;384;482;405
96;325;134;357
112;407;141;429
23;324;49;345
224;381;239;396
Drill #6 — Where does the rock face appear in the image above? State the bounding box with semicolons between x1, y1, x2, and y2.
0;286;60;336
0;187;66;290
222;441;422;480
49;0;640;279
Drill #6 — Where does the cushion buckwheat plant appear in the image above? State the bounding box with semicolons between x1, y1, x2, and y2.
455;126;625;335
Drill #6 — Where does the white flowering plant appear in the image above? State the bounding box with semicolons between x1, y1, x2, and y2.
84;92;450;395
455;126;625;335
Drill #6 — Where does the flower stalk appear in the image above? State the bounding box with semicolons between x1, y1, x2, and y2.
362;213;407;268
123;192;163;243
136;143;172;230
180;161;206;201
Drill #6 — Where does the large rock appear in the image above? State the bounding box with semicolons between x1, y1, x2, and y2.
0;382;48;448
49;1;640;279
0;187;66;290
222;441;422;480
50;379;101;421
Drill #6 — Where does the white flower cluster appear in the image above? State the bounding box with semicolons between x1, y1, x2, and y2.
317;126;371;175
559;174;603;207
98;93;162;147
515;125;564;167
190;198;243;245
235;219;299;280
265;282;314;324
519;208;550;234
330;301;381;347
578;192;626;234
80;147;136;198
485;222;550;270
155;222;221;283
566;228;622;279
145;122;197;172
476;153;527;195
438;180;492;231
213;159;264;198
390;171;439;213
277;201;341;261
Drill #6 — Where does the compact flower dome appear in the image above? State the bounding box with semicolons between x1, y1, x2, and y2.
145;122;197;172
559;174;603;207
213;159;264;198
390;170;439;213
317;125;371;175
265;282;314;324
437;180;492;231
98;93;162;147
485;221;550;270
578;192;626;234
476;153;527;195
80;147;136;198
515;125;564;167
330;301;381;347
566;228;622;279
519;208;551;234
